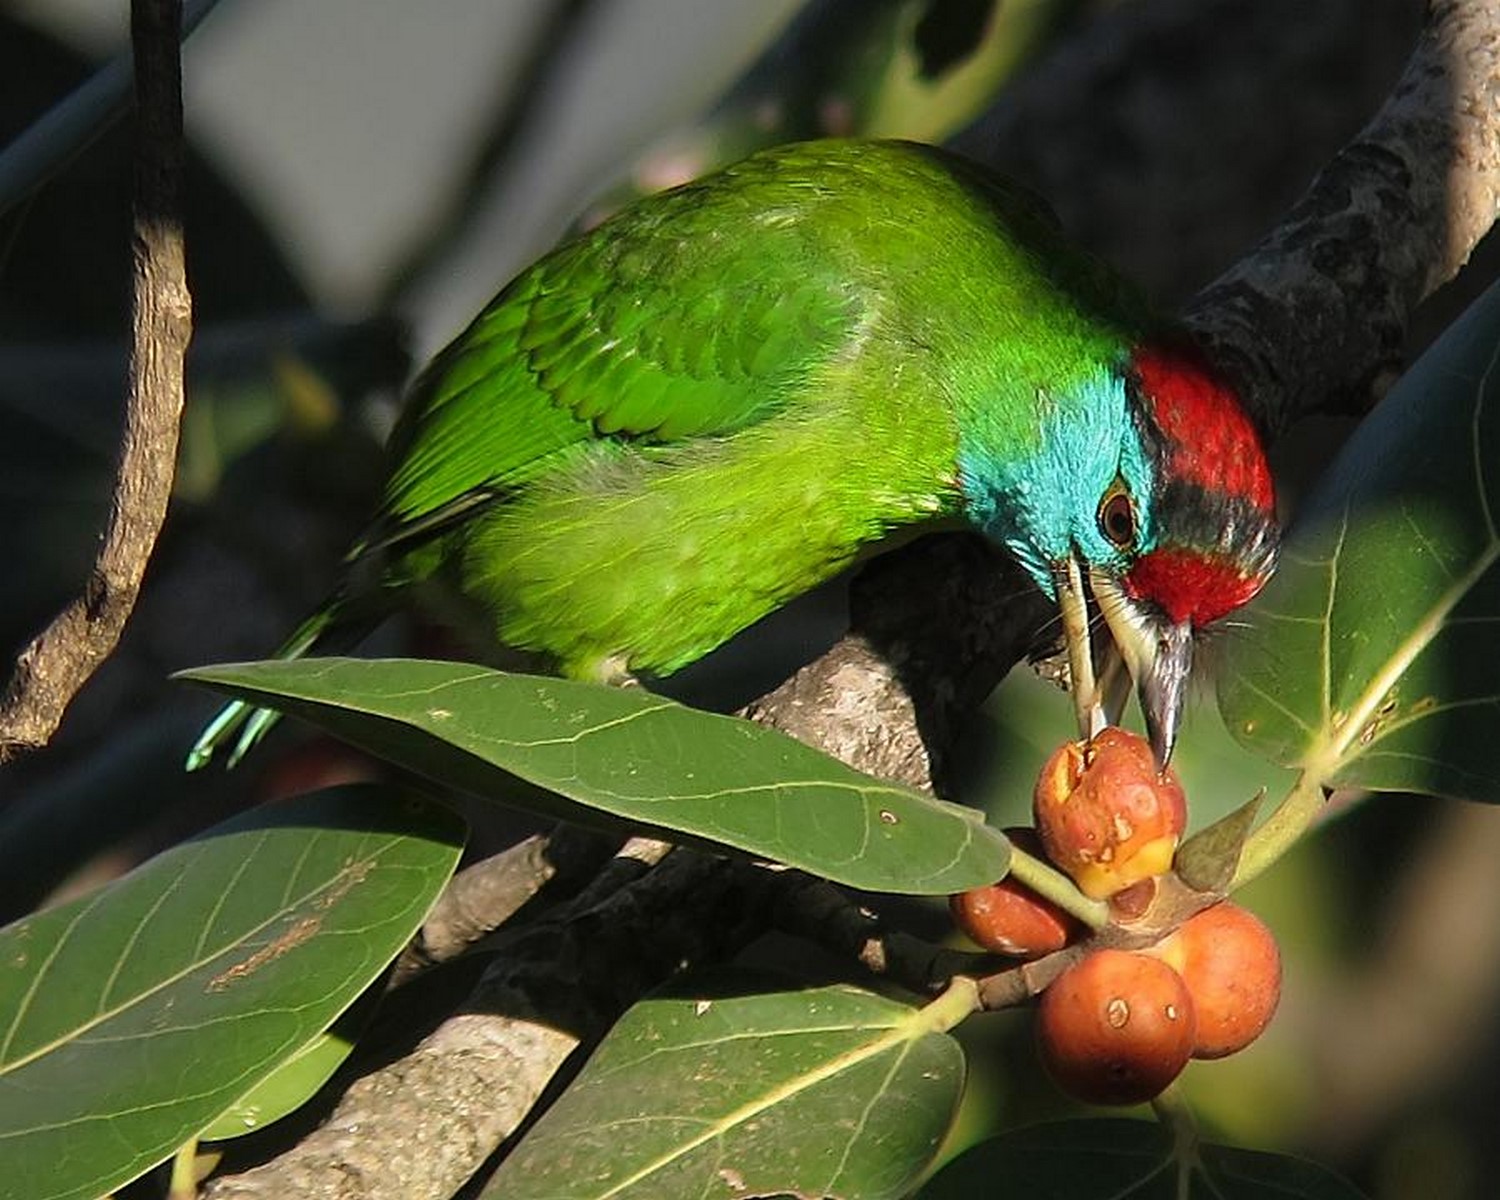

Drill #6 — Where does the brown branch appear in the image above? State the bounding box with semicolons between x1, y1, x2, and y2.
766;872;992;991
0;0;192;761
1185;0;1500;434
746;533;1053;796
388;830;600;986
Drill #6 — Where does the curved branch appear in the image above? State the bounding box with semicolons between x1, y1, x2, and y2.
1186;0;1500;434
0;0;193;761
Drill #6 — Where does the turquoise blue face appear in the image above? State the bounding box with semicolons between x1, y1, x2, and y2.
958;366;1156;596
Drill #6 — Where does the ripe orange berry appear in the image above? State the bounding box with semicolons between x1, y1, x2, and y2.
1033;727;1187;899
1037;949;1197;1106
950;829;1082;958
1151;902;1282;1059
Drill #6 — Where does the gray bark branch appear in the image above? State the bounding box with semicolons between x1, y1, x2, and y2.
0;0;192;761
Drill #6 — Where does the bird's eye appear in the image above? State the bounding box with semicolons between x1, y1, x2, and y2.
1098;487;1137;549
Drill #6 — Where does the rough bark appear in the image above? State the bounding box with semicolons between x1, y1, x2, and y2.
0;0;192;761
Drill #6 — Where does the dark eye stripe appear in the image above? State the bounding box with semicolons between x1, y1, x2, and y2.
1150;478;1280;579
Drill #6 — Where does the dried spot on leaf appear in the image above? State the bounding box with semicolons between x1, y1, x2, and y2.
208;918;321;992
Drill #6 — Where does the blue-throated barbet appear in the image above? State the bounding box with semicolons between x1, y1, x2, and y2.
189;139;1278;771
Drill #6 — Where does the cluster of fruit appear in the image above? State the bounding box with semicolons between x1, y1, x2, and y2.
951;728;1282;1105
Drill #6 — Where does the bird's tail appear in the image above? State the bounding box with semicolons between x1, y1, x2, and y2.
185;602;353;772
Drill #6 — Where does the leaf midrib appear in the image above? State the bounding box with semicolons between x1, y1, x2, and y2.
1308;509;1499;780
596;1004;938;1199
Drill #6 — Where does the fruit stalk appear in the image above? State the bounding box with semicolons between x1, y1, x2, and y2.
1003;843;1110;930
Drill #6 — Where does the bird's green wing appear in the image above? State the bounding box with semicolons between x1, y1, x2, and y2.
373;158;875;542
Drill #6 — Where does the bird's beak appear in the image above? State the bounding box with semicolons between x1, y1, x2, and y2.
1089;570;1192;770
1053;557;1107;743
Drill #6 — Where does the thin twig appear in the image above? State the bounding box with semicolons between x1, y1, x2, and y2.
0;0;192;761
0;0;219;217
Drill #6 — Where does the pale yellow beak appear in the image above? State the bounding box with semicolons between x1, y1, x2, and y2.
1053;558;1107;744
1089;568;1192;769
1051;559;1191;769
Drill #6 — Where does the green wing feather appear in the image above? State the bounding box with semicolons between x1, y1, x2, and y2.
352;138;1146;680
371;137;1130;551
372;153;875;544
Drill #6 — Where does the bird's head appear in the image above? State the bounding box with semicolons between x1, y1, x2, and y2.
965;340;1277;767
1084;343;1279;766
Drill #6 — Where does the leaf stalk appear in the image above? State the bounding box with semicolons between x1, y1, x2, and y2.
1229;770;1326;890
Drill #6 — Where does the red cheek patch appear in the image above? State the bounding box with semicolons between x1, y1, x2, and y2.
1125;547;1268;627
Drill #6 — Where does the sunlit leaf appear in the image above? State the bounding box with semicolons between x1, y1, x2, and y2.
918;1120;1366;1199
485;980;968;1200
1220;278;1500;799
197;983;380;1142
181;658;1011;894
0;785;463;1200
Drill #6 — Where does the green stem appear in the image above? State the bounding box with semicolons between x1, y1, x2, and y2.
920;974;982;1033
168;1138;200;1200
1150;1083;1202;1200
1006;844;1110;929
1230;769;1327;891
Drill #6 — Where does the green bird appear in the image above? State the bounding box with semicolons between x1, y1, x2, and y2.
189;139;1277;772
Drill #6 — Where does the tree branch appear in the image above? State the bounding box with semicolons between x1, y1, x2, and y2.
389;826;617;986
0;0;192;761
1186;0;1500;434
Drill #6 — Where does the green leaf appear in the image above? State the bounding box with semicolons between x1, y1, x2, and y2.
197;982;380;1142
1220;278;1500;799
197;1027;354;1142
1174;790;1263;894
484;980;967;1200
0;785;464;1200
918;1120;1367;1199
180;658;1011;895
